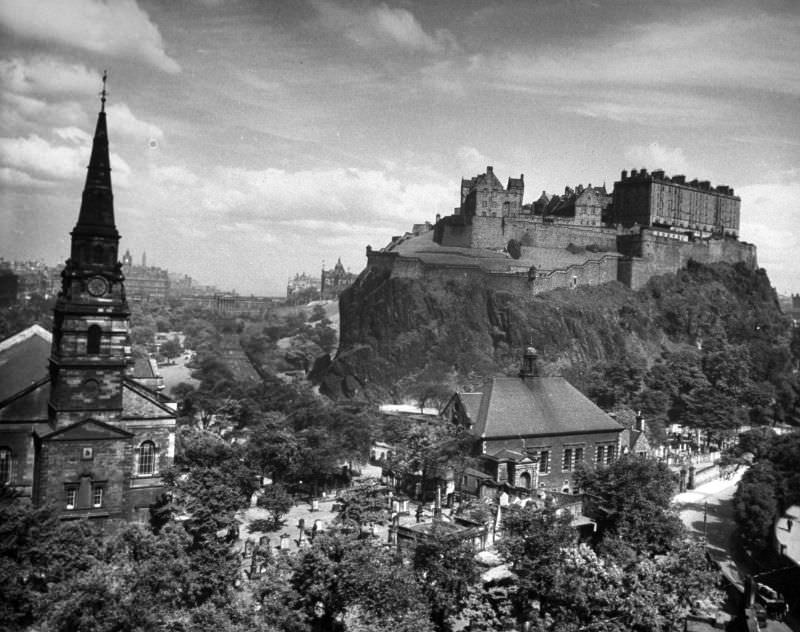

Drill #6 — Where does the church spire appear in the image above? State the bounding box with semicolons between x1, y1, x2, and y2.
72;71;118;244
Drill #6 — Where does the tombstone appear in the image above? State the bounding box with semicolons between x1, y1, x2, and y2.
498;491;509;506
244;539;255;558
280;533;290;550
298;518;305;530
259;535;269;547
311;498;319;512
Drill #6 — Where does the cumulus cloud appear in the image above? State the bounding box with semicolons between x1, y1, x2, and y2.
624;143;690;174
0;56;98;94
0;129;130;187
0;134;86;181
105;103;164;143
738;181;800;293
314;1;457;54
0;92;88;131
0;0;180;74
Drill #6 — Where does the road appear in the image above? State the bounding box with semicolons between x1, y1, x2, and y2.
673;469;797;632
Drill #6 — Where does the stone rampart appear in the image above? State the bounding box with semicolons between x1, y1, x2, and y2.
377;250;619;296
441;215;619;252
617;231;757;289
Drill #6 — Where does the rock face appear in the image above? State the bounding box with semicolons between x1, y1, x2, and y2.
316;261;785;401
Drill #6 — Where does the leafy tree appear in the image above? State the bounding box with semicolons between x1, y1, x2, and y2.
257;483;294;529
575;455;682;554
734;462;779;551
497;504;576;619
160;335;182;361
412;525;480;628
309;303;328;322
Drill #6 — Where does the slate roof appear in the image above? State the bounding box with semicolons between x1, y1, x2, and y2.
458;393;483;423
0;377;175;423
0;325;51;403
469;376;622;439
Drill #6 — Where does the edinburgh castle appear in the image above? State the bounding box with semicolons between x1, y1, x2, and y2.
365;165;756;295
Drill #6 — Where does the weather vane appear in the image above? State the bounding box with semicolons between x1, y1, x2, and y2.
100;70;108;112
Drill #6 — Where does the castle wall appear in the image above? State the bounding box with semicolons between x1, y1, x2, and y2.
618;231;757;289
438;216;619;252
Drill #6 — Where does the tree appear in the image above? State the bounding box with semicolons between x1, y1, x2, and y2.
412;525;480;628
257;483;294;530
575;455;682;554
496;504;576;618
160;335;182;361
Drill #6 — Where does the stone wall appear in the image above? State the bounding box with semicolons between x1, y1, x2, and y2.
37;436;132;520
437;215;618;252
618;231;757;289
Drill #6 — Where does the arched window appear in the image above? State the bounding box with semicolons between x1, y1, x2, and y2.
87;325;101;355
138;441;156;475
0;447;11;484
519;471;531;489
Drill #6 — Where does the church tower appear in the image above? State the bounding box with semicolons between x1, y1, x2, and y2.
49;73;131;425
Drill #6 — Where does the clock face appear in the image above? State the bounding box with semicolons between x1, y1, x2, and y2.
87;275;109;297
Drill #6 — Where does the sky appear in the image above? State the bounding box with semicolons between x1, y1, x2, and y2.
0;0;798;297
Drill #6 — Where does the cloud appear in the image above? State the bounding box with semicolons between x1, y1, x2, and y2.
314;1;457;54
0;92;88;131
624;143;690;174
455;146;492;175
0;129;130;187
0;0;180;74
0;56;98;94
738;181;800;293
105;103;164;143
0;133;86;181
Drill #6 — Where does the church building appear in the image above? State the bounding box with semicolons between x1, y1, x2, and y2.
445;347;623;497
0;81;176;527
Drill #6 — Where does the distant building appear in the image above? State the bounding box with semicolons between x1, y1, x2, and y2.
320;258;357;300
0;89;176;526
286;272;320;304
611;168;740;238
121;250;170;301
445;348;623;496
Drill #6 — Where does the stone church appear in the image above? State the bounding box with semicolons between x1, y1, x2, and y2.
0;87;176;527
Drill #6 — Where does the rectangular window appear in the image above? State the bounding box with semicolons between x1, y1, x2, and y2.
575;447;584;464
65;488;77;510
605;445;615;465
539;450;550;474
596;445;605;464
562;448;573;472
92;485;104;508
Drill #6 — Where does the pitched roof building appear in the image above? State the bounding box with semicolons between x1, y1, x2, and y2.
446;348;623;496
0;79;176;527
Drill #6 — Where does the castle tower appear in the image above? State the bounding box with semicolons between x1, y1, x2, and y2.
49;75;131;424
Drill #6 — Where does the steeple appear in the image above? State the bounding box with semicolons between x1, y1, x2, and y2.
72;70;119;252
50;72;130;424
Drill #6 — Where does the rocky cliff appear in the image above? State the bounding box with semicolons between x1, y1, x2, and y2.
313;261;790;405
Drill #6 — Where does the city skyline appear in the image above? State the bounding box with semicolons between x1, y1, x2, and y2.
1;0;798;296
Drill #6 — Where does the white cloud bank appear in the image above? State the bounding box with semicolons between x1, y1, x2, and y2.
0;0;180;74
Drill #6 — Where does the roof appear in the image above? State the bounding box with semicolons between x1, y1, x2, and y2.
469;376;622;439
458;393;483;421
0;376;175;423
0;325;51;403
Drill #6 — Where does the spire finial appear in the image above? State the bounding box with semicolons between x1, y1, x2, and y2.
100;70;108;112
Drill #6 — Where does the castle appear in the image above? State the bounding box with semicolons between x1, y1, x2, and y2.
366;166;756;294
